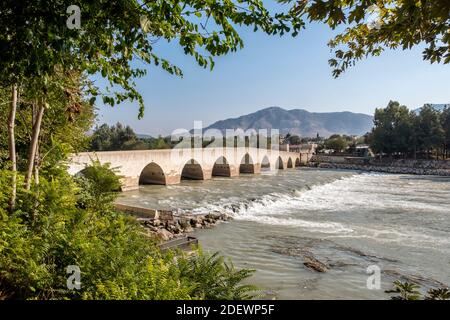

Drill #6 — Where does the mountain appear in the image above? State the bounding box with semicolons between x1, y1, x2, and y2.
203;106;374;137
136;133;154;139
414;104;449;114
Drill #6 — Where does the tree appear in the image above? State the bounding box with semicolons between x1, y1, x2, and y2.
1;1;303;115
414;104;445;158
150;136;172;150
325;135;348;153
440;106;450;159
369;101;414;157
6;86;17;210
1;1;304;202
90;124;113;151
90;123;137;151
287;134;301;145
282;0;450;77
368;101;448;159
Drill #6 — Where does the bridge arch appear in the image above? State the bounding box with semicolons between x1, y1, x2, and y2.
287;157;293;168
295;157;301;167
181;159;204;180
261;155;270;170
139;162;166;185
239;153;255;174
275;156;284;169
212;156;231;177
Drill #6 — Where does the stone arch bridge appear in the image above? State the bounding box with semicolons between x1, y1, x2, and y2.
68;147;310;191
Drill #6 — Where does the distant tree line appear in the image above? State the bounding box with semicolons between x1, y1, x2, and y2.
315;134;367;154
368;101;450;159
89;123;173;151
90;124;308;151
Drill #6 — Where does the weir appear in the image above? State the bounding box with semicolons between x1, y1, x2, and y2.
68;147;313;191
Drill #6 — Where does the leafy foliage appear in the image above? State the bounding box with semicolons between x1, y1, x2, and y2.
0;164;257;300
425;287;450;300
390;280;421;300
389;280;449;300
0;1;303;116
0;71;94;172
89;123;173;151
324;135;348;153
75;161;122;211
369;101;449;159
177;250;258;300
281;0;450;77
1;76;256;301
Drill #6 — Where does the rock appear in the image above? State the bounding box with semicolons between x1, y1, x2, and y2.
157;228;174;241
203;222;213;228
165;220;175;227
184;226;194;233
168;224;181;234
303;257;328;273
230;204;240;212
190;216;204;225
157;209;174;222
205;213;222;221
195;223;202;229
216;212;232;221
147;225;158;232
178;218;190;229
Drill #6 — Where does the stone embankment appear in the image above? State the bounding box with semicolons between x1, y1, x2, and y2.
309;156;450;176
142;212;232;241
309;162;450;176
115;204;232;241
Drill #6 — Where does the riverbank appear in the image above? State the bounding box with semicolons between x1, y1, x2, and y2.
310;162;450;176
308;156;450;176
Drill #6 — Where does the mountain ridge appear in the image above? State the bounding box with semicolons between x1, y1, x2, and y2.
413;103;449;114
203;106;374;137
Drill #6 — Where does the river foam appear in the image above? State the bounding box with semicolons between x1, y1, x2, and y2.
187;172;450;248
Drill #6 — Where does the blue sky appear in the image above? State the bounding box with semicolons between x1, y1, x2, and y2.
96;21;450;136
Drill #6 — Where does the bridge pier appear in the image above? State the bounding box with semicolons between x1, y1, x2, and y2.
120;177;140;192
166;172;181;185
181;163;205;180
212;164;239;177
239;163;261;174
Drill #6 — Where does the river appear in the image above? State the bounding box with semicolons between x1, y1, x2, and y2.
118;168;450;299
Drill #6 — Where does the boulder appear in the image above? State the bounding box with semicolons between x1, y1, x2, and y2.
157;228;174;241
157;209;174;222
178;218;190;229
190;216;203;226
303;257;328;273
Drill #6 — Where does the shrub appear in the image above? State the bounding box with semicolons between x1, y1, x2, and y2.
0;164;257;300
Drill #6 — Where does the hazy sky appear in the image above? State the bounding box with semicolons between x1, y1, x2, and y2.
95;20;450;136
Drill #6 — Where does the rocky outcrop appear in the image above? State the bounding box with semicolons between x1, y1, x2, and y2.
140;211;233;242
303;256;329;273
272;244;329;273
